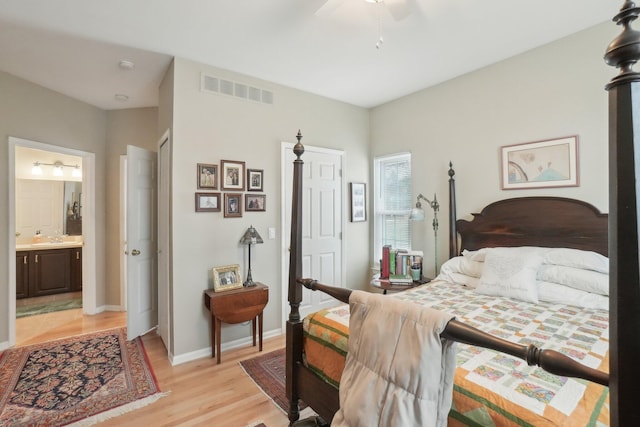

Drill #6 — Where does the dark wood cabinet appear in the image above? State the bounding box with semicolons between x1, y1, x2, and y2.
16;247;82;299
71;247;83;291
15;252;29;299
29;249;71;297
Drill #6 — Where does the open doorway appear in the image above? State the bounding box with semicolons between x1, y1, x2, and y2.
8;136;97;346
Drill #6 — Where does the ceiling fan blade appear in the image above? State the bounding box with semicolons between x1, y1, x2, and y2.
384;0;412;21
313;0;345;18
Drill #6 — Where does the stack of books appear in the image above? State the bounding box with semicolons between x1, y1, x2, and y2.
380;245;423;282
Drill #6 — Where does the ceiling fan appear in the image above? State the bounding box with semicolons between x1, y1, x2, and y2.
313;0;417;22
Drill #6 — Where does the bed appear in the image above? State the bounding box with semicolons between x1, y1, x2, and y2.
286;3;640;425
287;150;609;425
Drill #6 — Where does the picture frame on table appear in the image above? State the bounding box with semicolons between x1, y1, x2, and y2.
212;264;243;292
247;169;264;192
501;135;579;190
221;160;246;191
245;194;266;212
195;192;221;212
350;182;366;222
224;193;243;218
197;163;218;189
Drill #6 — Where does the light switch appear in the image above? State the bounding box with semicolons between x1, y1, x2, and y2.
268;227;276;239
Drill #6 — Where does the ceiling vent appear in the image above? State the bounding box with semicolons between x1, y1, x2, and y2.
201;73;274;106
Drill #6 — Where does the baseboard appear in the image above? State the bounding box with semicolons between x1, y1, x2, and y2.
170;327;283;366
0;340;9;351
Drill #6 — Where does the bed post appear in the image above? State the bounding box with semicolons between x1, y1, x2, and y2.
604;2;640;425
286;130;304;425
448;162;458;258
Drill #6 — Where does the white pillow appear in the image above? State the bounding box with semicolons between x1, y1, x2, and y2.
537;264;609;296
476;247;544;303
543;248;609;274
463;246;549;262
439;256;484;278
537;281;609;310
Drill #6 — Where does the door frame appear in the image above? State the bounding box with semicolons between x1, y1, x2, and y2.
7;136;96;347
279;141;346;331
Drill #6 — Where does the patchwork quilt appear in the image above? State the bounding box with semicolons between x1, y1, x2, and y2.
302;280;609;426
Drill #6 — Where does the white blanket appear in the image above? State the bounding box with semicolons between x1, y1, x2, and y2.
331;291;457;427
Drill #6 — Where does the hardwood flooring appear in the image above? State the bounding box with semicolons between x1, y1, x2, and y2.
15;309;298;426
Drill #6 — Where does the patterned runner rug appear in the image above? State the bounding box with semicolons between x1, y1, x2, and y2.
0;327;166;426
239;348;307;414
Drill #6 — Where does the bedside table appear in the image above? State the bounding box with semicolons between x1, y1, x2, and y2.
204;282;269;364
370;277;432;294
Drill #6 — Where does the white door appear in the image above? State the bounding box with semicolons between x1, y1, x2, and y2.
282;143;344;322
126;145;158;340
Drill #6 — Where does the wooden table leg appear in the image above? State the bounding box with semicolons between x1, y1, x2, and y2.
258;311;264;352
252;317;257;347
215;317;222;364
211;312;216;358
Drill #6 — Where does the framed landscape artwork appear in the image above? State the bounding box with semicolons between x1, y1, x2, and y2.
501;136;579;190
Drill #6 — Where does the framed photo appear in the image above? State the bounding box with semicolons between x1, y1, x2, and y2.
501;135;579;190
350;182;366;222
195;192;221;212
221;160;246;191
245;194;266;212
212;264;243;292
224;193;243;217
247;169;264;192
197;163;218;189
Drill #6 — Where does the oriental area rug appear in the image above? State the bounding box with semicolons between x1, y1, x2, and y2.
240;348;307;414
0;327;166;426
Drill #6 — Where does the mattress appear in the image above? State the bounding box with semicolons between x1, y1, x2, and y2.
302;279;610;426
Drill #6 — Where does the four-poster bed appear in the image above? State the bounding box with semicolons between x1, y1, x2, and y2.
285;2;640;425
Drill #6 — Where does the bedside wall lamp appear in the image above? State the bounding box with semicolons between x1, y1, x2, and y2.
409;193;440;275
240;225;264;287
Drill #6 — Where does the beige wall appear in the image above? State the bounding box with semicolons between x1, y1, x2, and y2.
0;71;159;346
105;108;159;305
370;22;616;276
168;58;370;356
0;70;107;344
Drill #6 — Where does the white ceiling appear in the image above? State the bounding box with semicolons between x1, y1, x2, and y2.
0;1;617;110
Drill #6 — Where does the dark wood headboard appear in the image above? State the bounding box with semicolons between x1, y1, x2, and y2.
456;196;608;256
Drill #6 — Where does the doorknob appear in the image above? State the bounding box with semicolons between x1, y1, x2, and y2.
131;249;141;256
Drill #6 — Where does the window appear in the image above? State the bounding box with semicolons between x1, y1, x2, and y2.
373;153;412;265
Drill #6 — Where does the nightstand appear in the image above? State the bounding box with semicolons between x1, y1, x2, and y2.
370;277;432;294
204;283;269;364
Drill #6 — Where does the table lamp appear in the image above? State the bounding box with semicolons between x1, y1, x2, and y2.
240;225;263;286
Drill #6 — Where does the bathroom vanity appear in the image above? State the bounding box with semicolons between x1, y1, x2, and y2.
16;242;82;299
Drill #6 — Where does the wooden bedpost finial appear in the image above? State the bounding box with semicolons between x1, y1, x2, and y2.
294;130;305;160
605;1;640;89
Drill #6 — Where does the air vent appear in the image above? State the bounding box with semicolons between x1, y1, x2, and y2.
202;75;219;93
201;73;274;105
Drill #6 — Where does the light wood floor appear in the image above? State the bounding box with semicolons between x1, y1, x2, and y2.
15;309;297;427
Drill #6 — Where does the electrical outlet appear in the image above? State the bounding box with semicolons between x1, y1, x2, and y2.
268;227;276;239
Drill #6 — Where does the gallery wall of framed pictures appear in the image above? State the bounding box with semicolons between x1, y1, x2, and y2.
195;160;266;217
